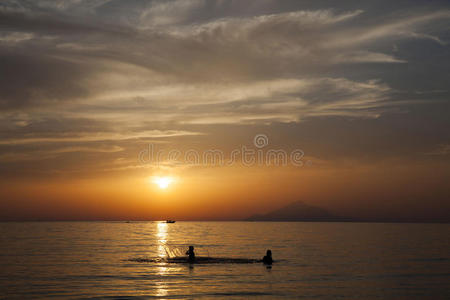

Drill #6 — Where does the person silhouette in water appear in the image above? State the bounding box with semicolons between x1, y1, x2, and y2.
262;249;273;265
186;246;195;263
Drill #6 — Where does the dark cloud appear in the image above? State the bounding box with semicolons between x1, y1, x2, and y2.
0;49;90;109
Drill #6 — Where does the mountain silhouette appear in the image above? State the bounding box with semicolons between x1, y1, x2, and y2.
245;201;352;222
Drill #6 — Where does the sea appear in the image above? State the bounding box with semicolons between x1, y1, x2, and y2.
1;222;449;299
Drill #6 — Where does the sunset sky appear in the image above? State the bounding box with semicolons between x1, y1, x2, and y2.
1;0;449;221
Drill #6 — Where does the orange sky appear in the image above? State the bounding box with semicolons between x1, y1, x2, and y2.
2;158;449;221
1;1;450;221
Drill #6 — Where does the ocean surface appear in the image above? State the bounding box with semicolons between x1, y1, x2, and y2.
0;222;449;299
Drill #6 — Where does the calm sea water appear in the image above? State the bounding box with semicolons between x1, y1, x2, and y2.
0;222;449;299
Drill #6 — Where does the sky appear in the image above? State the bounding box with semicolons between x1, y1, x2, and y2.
0;0;449;221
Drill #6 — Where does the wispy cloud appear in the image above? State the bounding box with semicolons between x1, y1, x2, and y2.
0;130;203;145
425;144;450;156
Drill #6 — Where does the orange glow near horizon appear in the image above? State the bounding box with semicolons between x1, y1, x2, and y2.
1;160;450;221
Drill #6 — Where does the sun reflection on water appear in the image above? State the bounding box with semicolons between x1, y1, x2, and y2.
156;222;168;258
155;222;169;297
154;221;186;297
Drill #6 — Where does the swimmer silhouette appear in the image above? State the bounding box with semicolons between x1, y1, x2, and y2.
186;245;195;263
262;249;273;265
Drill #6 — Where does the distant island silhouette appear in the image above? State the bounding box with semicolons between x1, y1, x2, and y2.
245;201;353;222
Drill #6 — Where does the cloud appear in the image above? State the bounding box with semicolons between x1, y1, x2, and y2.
0;3;447;108
173;77;391;124
0;145;123;163
0;50;92;109
0;0;449;175
325;10;450;47
332;51;407;64
0;31;34;43
425;144;450;156
139;0;207;27
0;129;203;145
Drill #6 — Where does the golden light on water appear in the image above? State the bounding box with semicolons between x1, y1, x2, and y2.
155;222;169;297
156;222;168;258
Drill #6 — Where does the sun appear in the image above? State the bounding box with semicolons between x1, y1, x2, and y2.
152;176;174;189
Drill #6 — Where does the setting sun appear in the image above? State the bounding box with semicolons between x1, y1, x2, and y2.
152;176;174;189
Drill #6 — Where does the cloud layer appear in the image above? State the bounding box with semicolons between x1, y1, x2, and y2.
0;0;449;175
